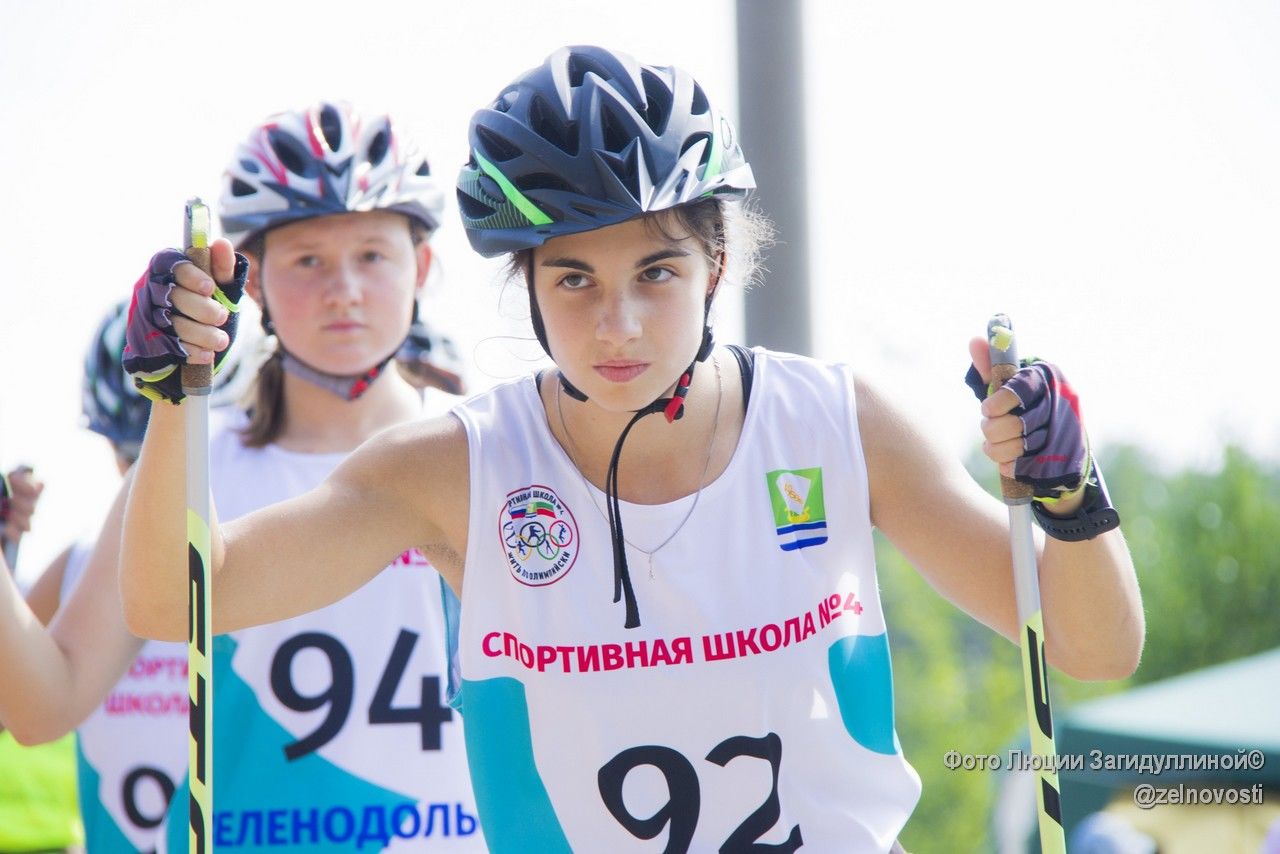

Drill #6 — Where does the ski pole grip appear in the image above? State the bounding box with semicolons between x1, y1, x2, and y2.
181;199;213;392
987;314;1034;502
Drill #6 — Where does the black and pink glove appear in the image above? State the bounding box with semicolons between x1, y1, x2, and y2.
966;359;1120;540
122;249;247;404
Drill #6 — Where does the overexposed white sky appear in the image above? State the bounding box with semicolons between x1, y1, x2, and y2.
2;0;1277;582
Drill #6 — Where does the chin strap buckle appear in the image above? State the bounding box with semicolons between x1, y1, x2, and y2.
663;372;692;422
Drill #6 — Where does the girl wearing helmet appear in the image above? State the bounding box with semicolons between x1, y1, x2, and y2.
121;50;1142;852
3;103;480;852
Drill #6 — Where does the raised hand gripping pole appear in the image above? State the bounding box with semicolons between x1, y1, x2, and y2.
987;315;1066;854
183;199;214;852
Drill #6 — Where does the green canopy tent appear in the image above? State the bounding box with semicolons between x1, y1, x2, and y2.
994;648;1280;850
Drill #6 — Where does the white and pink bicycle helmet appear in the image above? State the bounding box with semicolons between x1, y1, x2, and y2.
219;101;444;249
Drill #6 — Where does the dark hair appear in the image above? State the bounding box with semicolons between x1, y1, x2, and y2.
239;217;428;448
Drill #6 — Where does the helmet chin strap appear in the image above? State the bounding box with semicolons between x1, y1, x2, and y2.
600;324;714;628
259;301;417;402
276;349;396;401
527;256;721;628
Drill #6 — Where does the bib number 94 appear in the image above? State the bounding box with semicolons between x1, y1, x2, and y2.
269;628;452;760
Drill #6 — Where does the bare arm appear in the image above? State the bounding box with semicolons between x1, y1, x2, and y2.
23;544;72;625
0;482;143;743
857;374;1144;681
121;405;469;640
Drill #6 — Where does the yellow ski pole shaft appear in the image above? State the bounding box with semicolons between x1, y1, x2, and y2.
182;199;214;851
987;315;1066;854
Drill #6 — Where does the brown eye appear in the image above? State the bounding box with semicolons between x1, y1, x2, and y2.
640;267;674;283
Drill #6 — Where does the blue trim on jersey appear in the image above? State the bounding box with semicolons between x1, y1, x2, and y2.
780;536;830;551
441;577;464;712
74;740;135;853
458;677;570;852
165;635;417;852
828;633;900;755
774;520;828;536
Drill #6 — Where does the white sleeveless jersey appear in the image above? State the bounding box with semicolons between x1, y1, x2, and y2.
159;392;482;852
451;349;921;853
60;541;188;852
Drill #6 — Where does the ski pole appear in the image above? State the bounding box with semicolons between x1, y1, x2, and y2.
986;315;1066;854
183;199;214;852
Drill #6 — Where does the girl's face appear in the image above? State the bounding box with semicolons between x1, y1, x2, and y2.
533;215;716;412
249;211;429;375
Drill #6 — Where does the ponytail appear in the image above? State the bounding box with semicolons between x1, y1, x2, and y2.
240;348;286;448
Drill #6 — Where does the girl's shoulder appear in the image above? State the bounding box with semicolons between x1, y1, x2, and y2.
746;345;859;381
742;346;864;415
446;374;542;438
373;408;471;464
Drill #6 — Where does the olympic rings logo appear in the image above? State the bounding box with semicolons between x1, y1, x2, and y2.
499;485;579;586
504;517;574;562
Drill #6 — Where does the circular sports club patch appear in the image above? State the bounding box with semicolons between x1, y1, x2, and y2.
498;485;578;586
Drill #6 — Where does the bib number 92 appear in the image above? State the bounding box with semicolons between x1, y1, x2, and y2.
598;732;803;853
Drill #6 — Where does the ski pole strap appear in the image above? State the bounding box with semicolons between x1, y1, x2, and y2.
1031;470;1121;542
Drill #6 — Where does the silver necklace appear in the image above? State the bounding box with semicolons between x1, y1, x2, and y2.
555;355;723;579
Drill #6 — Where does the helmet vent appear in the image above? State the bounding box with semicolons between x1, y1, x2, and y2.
268;128;318;178
599;102;634;155
602;149;642;203
493;89;518;113
367;129;390;167
240;158;261;175
415;159;432;177
567;52;613;89
456;188;496;220
475;125;522;163
530;95;579;156
640;69;673;135
318;104;343;151
516;172;574;193
690;82;710;116
230;178;256;197
680;132;712;168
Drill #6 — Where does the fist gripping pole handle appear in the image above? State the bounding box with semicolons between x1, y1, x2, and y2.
986;314;1034;503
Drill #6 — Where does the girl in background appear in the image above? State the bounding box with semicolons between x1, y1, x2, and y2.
3;102;479;852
